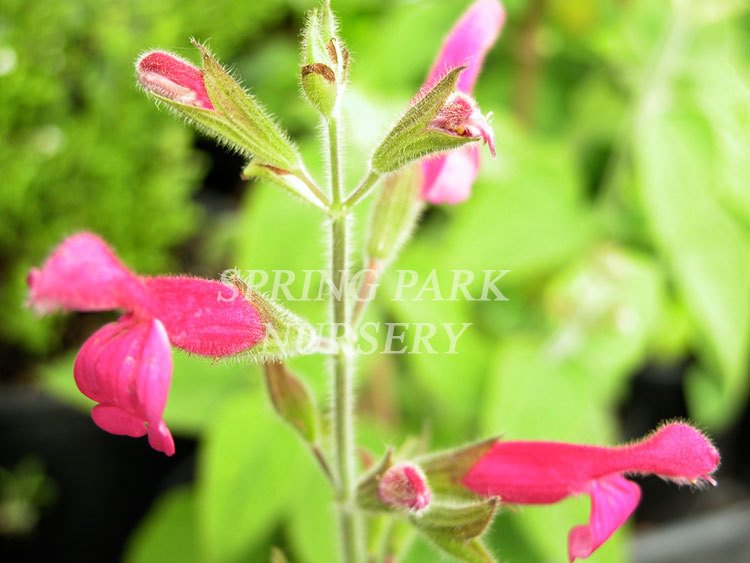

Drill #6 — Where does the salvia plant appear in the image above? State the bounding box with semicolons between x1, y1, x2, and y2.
26;1;721;562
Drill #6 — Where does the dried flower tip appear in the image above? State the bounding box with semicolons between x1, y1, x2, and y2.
431;92;495;157
378;463;431;512
136;51;213;110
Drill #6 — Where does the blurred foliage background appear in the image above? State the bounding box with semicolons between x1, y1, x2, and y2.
1;0;750;562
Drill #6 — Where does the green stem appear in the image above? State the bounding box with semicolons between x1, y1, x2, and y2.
343;169;381;210
328;115;363;563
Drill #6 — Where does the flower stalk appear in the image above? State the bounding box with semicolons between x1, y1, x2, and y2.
327;113;363;562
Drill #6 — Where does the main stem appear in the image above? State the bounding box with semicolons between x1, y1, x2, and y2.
328;114;361;563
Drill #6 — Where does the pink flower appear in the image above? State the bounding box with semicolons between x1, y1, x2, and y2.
136;51;214;110
421;0;505;205
378;463;432;512
461;423;720;561
28;233;264;455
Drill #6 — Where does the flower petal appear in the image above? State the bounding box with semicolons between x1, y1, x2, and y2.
91;404;147;437
142;276;265;357
420;0;504;204
617;422;720;485
425;0;505;93
568;475;641;561
73;318;175;455
147;419;176;457
421;147;480;204
28;232;146;314
461;440;584;503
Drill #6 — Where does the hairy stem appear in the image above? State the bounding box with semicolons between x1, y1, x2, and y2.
328;115;363;563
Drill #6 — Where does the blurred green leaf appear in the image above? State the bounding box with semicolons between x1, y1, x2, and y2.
637;109;750;428
198;391;309;563
125;487;200;563
286;464;339;563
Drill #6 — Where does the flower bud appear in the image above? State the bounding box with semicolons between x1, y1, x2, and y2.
378;463;432;512
300;1;349;117
263;362;319;443
366;164;424;265
136;51;213;110
136;43;303;172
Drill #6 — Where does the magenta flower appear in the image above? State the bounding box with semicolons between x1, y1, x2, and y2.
136;51;214;110
421;0;505;205
28;233;264;455
461;423;720;561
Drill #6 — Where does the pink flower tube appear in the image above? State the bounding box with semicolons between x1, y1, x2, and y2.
28;233;264;455
421;0;505;204
461;423;720;561
136;51;214;110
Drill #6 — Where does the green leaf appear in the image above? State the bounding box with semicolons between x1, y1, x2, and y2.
125;487;200;563
637;110;750;428
198;391;309;562
286;464;340;563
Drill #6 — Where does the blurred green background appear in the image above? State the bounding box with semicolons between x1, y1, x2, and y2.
1;0;750;562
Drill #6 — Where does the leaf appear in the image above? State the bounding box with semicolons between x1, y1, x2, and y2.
198;391;309;562
124;487;200;563
286;464;340;563
637;110;750;428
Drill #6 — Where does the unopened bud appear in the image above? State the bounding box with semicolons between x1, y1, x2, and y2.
300;2;349;117
136;51;213;110
263;362;318;443
301;63;338;117
378;463;431;512
136;42;302;172
366;164;424;265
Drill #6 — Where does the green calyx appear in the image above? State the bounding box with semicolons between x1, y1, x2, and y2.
371;66;476;174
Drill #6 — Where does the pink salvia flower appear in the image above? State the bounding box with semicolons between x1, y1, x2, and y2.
136;51;214;110
461;423;720;561
28;233;264;455
421;0;505;205
378;463;432;512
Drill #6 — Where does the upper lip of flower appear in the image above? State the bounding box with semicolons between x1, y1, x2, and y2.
418;0;505;205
